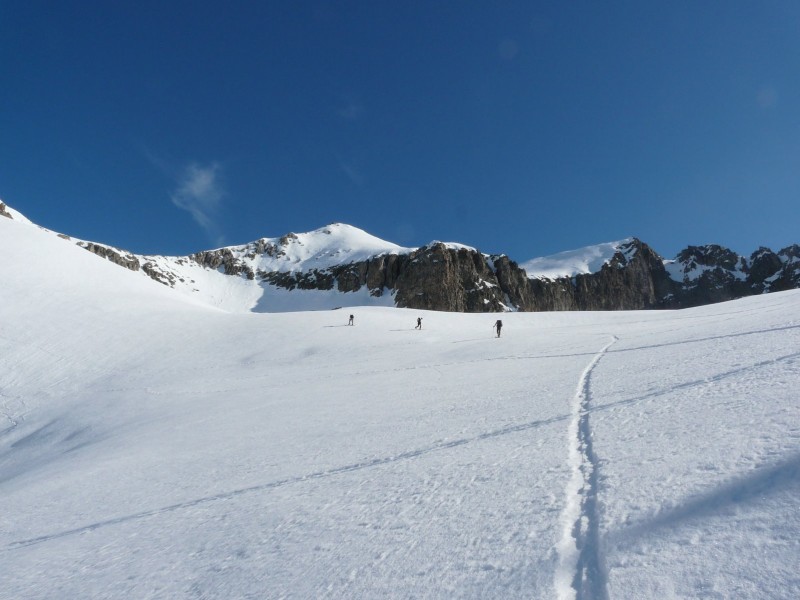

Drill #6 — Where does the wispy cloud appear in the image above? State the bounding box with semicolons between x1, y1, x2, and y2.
138;144;228;246
337;94;363;121
498;38;519;60
757;86;778;109
333;96;366;186
338;102;362;120
336;156;366;187
170;162;226;245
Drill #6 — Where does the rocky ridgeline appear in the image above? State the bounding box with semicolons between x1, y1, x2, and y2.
73;237;800;312
665;244;800;307
170;237;800;312
4;201;797;312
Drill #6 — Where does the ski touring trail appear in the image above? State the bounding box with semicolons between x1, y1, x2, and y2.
556;335;618;600
5;409;570;551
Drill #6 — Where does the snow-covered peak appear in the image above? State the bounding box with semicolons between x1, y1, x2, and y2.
521;238;636;279
273;222;410;265
209;223;413;274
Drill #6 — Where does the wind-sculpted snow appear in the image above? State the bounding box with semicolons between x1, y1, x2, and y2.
2;210;800;598
521;239;635;280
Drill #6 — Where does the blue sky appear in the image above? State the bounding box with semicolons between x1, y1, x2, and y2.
2;2;799;261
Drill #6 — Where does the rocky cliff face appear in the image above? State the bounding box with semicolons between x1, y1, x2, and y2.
570;239;676;310
665;245;750;307
257;244;509;311
69;234;800;313
748;247;784;294
392;244;509;312
219;238;682;313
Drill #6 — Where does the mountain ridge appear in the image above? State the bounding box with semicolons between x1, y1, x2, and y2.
2;200;798;313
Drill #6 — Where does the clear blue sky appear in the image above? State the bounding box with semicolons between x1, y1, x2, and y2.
2;1;799;260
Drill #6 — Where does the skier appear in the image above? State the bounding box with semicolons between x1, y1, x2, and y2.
348;314;354;326
494;319;503;338
415;317;423;330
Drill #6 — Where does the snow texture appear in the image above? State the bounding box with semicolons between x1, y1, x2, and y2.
2;215;800;599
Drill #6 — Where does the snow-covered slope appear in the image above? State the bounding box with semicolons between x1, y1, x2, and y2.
1;203;413;312
129;223;413;312
0;202;32;224
521;239;636;279
2;211;799;599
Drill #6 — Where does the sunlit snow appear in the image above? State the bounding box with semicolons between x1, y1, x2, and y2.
2;215;799;599
521;239;634;279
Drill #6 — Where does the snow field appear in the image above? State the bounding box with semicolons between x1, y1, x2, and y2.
594;298;800;599
2;215;800;598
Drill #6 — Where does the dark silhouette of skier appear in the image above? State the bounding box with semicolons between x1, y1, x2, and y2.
494;319;503;338
348;314;354;326
415;317;423;330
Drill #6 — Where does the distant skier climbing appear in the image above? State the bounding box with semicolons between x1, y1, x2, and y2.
348;314;354;326
494;319;503;338
415;317;423;330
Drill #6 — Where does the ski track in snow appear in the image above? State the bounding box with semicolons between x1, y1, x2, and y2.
607;323;800;355
5;409;568;551
556;335;617;600
5;342;795;556
592;350;800;415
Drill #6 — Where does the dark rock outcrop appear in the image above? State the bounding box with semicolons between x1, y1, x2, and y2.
773;245;800;291
571;239;675;310
0;202;11;219
78;242;141;272
492;255;542;310
192;248;255;280
260;269;335;291
76;240;195;288
667;245;749;307
392;244;507;311
748;247;784;293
